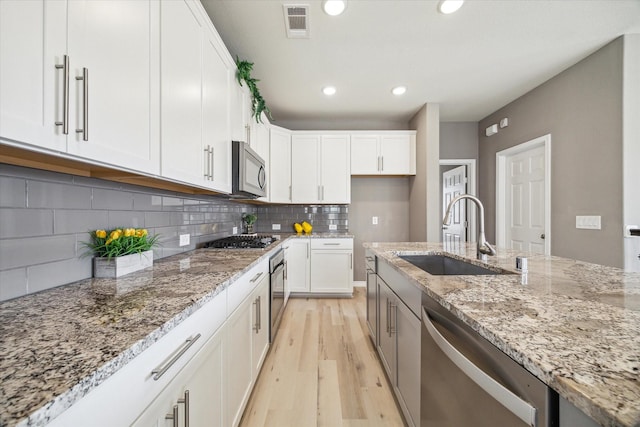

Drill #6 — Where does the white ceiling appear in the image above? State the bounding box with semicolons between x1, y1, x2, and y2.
200;0;640;128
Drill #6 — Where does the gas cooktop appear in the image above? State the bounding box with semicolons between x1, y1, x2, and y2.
203;235;277;249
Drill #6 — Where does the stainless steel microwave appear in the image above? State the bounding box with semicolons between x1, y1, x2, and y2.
232;140;266;198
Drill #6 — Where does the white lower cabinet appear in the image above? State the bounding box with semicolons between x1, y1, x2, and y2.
286;238;310;293
132;329;226;427
377;277;420;427
310;238;353;294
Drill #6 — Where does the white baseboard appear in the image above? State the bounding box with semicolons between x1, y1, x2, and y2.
353;280;366;288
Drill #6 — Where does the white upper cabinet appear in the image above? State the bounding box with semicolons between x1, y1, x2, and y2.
269;126;292;203
230;83;252;143
160;0;232;193
65;0;159;175
351;132;416;175
291;133;350;204
0;0;68;152
0;0;160;175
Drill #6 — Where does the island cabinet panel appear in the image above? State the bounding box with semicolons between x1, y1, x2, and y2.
376;275;420;427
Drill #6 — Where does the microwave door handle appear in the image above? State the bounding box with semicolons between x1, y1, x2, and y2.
258;165;266;189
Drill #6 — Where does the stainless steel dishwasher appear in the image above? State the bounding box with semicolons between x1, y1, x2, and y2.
421;293;558;426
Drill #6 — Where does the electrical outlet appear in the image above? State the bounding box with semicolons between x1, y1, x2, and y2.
372;216;379;225
329;224;337;230
233;227;238;235
272;223;281;230
179;234;190;247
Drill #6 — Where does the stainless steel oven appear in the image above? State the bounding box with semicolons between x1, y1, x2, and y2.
421;293;558;426
269;248;286;342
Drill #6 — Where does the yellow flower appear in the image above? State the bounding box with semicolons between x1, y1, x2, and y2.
124;228;136;237
95;230;107;239
136;229;148;237
109;230;122;240
106;238;113;245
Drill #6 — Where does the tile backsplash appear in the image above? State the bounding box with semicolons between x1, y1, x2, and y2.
0;164;350;301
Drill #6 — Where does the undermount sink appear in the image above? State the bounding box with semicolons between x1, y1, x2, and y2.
398;254;513;276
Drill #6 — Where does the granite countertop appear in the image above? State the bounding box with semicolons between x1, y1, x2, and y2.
0;240;287;427
365;242;640;427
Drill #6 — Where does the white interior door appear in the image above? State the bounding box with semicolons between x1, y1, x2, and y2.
442;165;467;245
505;145;546;254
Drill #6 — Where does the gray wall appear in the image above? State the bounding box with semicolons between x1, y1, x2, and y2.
349;177;410;281
0;164;256;301
440;122;479;160
478;37;624;267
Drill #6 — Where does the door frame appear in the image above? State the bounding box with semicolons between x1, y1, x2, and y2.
439;159;477;243
496;134;551;255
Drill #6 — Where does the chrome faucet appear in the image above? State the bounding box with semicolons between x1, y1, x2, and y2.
442;194;496;260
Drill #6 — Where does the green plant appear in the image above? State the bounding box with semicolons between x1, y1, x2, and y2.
236;57;272;124
242;213;257;225
83;228;159;259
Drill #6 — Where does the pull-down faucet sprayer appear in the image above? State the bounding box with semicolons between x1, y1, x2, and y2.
443;194;496;261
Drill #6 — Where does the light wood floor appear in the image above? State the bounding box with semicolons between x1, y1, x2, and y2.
239;288;406;427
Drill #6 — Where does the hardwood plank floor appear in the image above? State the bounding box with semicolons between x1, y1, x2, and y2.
239;288;406;427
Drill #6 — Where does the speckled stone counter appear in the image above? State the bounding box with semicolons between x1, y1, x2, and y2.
0;241;285;427
365;242;640;427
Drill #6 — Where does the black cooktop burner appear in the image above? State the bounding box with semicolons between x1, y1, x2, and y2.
204;235;277;249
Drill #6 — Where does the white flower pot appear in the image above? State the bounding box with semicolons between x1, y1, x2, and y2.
93;250;154;278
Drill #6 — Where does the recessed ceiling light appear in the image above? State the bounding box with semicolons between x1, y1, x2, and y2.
392;86;407;96
322;86;337;96
323;0;346;16
438;0;464;14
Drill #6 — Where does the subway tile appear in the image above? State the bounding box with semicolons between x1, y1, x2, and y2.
162;196;183;210
93;188;134;210
0;268;28;301
28;181;92;209
0;209;53;238
169;212;189;226
188;213;205;224
54;210;109;235
0;234;77;270
145;212;173;228
27;257;92;294
0;177;26;208
108;211;145;229
133;194;163;211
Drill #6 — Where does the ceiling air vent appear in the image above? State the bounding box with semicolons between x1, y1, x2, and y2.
283;5;310;38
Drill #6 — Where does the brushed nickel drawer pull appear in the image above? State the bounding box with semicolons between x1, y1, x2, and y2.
75;67;88;141
152;333;201;380
250;272;264;283
178;390;190;427
165;404;179;427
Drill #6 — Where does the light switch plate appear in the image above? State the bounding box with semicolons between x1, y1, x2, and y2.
179;234;190;247
272;223;281;230
372;216;379;225
233;226;238;235
329;224;337;230
576;215;601;230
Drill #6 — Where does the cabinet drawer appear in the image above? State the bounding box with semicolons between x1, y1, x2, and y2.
48;288;227;426
310;238;353;250
227;258;269;316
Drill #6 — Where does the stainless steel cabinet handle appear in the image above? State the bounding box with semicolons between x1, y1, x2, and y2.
75;67;88;141
257;295;261;331
289;185;292;201
203;146;210;179
386;299;390;334
390;303;397;335
350;253;353;270
365;256;374;262
210;146;214;180
165;405;179;427
381;156;384;172
422;308;537;426
177;390;190;427
323;242;340;246
151;334;201;380
253;297;260;333
55;55;69;134
250;272;264;283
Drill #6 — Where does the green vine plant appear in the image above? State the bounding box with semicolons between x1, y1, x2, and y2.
236;57;273;124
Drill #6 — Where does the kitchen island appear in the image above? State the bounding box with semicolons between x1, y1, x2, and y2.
366;242;640;427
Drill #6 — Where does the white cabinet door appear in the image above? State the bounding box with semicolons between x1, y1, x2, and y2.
227;296;254;427
65;0;159;174
203;26;232;193
160;0;206;186
286;239;310;293
291;134;320;203
251;273;270;379
320;135;350;203
350;135;379;175
230;84;251;142
132;328;226;427
0;0;67;152
310;250;353;294
380;134;414;175
269;127;292;203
